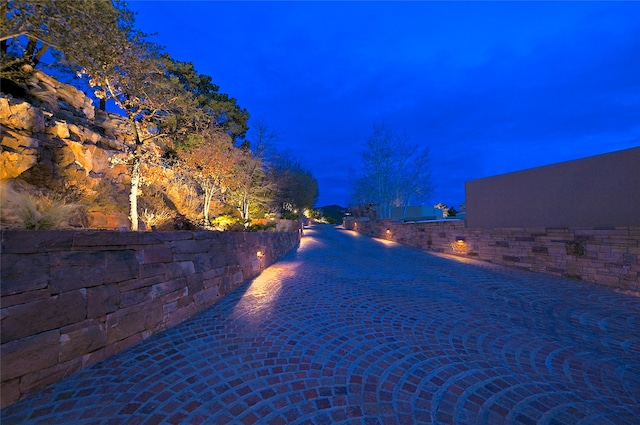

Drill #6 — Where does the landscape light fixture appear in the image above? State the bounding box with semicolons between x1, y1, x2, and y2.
455;236;466;243
256;251;264;258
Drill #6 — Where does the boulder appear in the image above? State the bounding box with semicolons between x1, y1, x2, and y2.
67;123;102;144
0;99;44;133
0;97;11;120
86;145;110;174
0;149;38;179
65;140;93;172
36;71;95;121
87;212;130;229
46;121;70;139
1;128;39;151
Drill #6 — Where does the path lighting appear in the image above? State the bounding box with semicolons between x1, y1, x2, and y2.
256;251;264;258
455;236;466;244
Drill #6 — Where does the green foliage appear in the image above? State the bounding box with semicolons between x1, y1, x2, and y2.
316;205;346;224
280;211;301;220
211;214;240;231
224;222;247;232
181;134;204;152
246;222;277;232
162;56;250;141
210;215;277;232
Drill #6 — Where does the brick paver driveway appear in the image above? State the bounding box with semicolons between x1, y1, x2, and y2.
2;224;639;424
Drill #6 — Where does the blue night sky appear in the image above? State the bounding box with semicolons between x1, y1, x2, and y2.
128;1;640;208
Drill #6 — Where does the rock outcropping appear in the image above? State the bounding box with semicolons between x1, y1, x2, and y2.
1;71;133;228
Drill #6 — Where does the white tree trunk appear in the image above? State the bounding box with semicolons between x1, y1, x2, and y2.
204;189;213;229
128;117;142;231
129;160;140;231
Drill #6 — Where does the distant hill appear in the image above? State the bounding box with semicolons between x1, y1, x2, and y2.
317;205;346;224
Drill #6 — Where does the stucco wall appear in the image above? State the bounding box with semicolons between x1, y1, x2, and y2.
344;218;639;292
465;147;640;228
0;227;301;408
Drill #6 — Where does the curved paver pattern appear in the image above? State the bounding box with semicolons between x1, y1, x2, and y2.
2;225;639;424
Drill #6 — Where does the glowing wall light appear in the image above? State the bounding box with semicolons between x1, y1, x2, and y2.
451;236;468;254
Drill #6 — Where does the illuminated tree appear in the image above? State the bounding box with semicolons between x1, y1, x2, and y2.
229;144;273;223
434;202;449;217
90;47;194;231
161;58;254;227
178;130;237;227
350;122;433;218
226;120;279;223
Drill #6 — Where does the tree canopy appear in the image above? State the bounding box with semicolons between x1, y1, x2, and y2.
162;56;249;142
269;150;319;215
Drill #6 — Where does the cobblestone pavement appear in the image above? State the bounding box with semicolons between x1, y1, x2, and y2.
2;225;639;424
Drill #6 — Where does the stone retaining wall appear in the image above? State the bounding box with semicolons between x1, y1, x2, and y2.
344;218;639;292
0;227;301;408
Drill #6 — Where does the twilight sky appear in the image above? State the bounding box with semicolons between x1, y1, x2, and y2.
128;1;640;208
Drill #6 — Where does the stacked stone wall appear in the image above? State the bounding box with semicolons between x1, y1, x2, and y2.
0;227;301;407
344;218;639;292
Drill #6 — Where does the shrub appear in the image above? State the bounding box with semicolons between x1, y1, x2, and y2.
319;216;338;225
154;214;203;231
211;214;240;231
140;208;173;230
280;211;301;220
225;222;247;232
246;222;277;232
1;181;80;229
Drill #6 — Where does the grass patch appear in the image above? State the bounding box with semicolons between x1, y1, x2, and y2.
1;181;80;229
